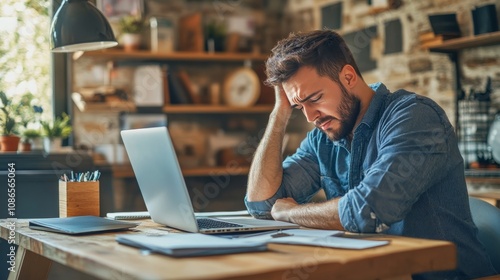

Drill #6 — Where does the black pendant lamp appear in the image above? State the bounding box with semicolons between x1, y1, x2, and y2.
50;0;118;52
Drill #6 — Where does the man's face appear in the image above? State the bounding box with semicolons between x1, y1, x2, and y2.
282;66;360;141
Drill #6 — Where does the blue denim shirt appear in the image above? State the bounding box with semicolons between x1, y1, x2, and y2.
245;83;497;279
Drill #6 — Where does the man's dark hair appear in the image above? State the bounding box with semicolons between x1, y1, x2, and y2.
265;30;362;86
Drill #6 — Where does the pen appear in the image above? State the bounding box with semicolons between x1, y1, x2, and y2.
64;170;101;182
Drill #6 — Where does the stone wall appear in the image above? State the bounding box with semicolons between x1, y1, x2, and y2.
284;0;500;127
74;0;500;163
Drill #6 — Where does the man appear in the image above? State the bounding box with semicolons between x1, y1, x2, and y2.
245;30;497;279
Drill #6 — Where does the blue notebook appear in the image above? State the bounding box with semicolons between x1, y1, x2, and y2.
29;216;139;235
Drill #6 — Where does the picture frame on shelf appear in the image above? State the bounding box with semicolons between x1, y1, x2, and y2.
121;113;167;131
150;16;176;53
97;0;144;21
178;12;204;52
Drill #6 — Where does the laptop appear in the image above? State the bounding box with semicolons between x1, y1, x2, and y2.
121;126;299;234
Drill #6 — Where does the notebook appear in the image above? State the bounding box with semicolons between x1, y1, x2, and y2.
29;216;139;235
106;210;250;220
116;233;268;257
120;126;299;234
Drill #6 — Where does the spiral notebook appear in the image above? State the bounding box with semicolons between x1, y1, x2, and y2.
107;211;151;220
106;210;250;220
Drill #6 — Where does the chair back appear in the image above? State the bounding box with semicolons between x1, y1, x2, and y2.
469;197;500;273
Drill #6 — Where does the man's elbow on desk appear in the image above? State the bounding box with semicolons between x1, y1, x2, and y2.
244;194;275;219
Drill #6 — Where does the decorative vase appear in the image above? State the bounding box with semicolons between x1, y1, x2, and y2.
121;33;141;51
44;137;62;153
0;135;20;152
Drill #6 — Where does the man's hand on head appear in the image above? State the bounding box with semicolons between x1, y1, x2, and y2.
274;85;293;117
271;197;298;223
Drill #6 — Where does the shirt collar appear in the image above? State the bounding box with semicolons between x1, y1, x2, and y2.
331;82;389;147
359;82;390;129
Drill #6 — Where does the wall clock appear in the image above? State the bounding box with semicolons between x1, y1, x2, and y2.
223;67;261;107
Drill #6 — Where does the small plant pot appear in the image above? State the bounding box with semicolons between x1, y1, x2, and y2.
30;137;43;151
0;135;20;152
44;137;62;153
121;33;141;51
20;141;32;152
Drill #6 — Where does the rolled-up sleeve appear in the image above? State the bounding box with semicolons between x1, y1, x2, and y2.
339;98;452;233
245;131;322;218
244;191;283;219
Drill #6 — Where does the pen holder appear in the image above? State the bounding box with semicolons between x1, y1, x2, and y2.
59;180;100;217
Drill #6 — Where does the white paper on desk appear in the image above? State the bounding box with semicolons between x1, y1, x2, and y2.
116;233;267;257
269;235;389;249
238;229;389;249
282;229;344;238
233;229;343;242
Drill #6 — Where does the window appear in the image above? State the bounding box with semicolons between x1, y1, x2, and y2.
0;0;52;120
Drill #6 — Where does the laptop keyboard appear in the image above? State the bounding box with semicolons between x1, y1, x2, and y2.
197;218;243;229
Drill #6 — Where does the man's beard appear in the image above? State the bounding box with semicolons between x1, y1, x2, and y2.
315;84;361;141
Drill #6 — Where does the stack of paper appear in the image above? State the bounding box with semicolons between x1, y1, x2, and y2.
116;229;390;257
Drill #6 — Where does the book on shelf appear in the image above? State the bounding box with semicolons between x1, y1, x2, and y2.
167;69;192;104
177;70;201;104
161;65;170;105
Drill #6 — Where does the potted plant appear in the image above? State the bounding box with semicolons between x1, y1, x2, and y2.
205;19;227;52
0;91;21;152
119;15;144;51
41;113;72;153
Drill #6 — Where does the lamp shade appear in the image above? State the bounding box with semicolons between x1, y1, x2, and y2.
50;0;118;52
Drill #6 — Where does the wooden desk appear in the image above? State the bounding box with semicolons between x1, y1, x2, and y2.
1;219;456;280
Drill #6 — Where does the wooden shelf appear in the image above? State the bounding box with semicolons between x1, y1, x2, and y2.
72;92;136;112
79;49;269;62
182;166;250;177
428;31;500;53
163;105;273;114
111;164;249;178
365;6;391;15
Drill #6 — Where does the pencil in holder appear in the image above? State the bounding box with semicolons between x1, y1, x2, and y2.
59;180;100;217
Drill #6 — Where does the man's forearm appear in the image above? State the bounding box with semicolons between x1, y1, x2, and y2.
272;198;345;230
247;108;290;201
